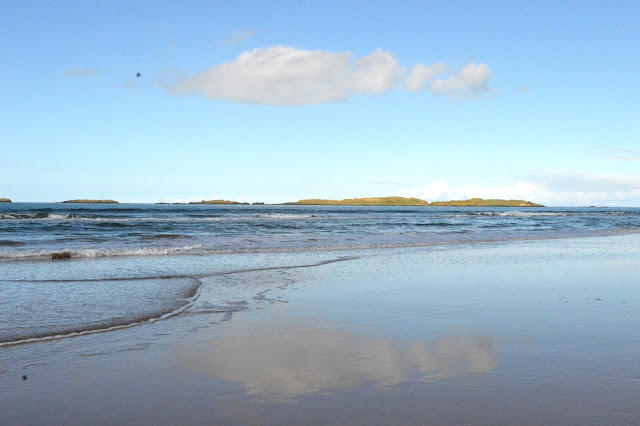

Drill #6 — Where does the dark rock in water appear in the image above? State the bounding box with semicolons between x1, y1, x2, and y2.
252;202;265;205
22;375;27;381
52;252;71;260
0;198;11;203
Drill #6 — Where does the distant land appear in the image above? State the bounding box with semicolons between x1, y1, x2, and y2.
285;197;429;206
188;200;249;205
1;197;543;207
156;201;265;205
430;198;544;207
61;199;119;204
285;197;544;207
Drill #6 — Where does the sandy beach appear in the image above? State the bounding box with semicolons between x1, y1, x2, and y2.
1;234;639;424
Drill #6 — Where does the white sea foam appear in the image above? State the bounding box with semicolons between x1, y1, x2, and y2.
257;214;336;220
0;213;92;220
470;211;569;217
4;228;639;262
0;244;204;260
0;213;334;222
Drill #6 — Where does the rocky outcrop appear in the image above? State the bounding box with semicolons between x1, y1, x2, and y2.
0;198;11;203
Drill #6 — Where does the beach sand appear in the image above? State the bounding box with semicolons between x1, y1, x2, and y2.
1;234;639;424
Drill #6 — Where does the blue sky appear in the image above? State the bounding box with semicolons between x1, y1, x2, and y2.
1;1;639;205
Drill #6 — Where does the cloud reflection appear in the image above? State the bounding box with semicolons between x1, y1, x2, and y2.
182;324;495;399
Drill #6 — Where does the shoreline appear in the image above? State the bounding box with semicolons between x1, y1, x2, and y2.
1;233;639;423
0;256;357;346
0;279;204;348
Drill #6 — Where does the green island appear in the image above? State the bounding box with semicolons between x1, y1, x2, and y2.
61;199;119;204
284;196;543;207
430;198;544;207
285;197;430;206
48;197;542;206
188;200;249;205
0;198;11;203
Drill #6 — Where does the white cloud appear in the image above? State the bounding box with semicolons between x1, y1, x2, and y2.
164;46;493;105
406;62;447;91
395;171;640;206
65;67;101;77
397;180;540;203
167;46;403;105
428;62;492;97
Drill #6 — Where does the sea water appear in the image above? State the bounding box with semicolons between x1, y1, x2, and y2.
1;203;639;345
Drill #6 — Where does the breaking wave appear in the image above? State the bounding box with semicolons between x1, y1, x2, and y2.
469;211;569;217
2;227;639;262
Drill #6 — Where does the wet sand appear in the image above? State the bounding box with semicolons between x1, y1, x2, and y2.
1;234;639;424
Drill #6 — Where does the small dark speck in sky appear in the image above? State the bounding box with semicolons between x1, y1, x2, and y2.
136;72;141;78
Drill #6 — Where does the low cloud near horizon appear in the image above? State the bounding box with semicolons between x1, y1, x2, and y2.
395;171;640;206
604;148;640;162
164;46;492;105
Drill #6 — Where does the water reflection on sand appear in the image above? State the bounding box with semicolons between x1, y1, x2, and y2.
2;235;639;424
182;320;495;399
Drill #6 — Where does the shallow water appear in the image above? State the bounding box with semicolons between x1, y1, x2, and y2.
0;276;200;343
0;251;358;345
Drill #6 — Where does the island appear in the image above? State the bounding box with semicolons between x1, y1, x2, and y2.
0;198;11;203
430;198;544;207
284;197;430;206
284;197;544;207
62;199;119;204
188;200;249;205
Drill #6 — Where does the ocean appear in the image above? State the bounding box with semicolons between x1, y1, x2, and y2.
1;203;639;346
